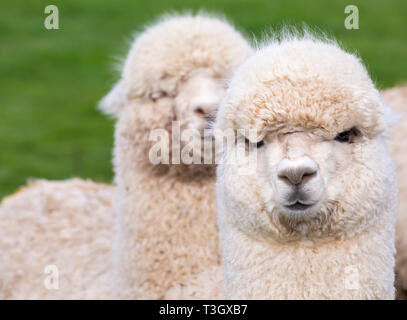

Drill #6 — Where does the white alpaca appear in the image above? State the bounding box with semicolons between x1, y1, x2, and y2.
215;36;397;299
101;13;252;299
383;85;407;299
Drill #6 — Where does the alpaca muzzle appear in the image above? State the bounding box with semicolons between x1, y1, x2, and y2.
274;156;324;215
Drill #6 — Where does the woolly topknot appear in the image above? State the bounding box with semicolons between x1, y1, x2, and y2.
99;12;252;117
216;33;394;140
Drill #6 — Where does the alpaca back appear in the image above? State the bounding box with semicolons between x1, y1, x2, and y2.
0;179;115;299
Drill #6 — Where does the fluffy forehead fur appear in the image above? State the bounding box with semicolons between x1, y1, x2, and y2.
217;35;390;139
100;13;252;117
125;13;252;96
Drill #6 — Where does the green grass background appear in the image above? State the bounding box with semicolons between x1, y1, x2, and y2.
1;0;406;199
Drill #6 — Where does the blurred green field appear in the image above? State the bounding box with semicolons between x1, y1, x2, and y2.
1;0;406;199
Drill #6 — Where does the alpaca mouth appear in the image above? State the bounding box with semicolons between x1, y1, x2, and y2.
284;201;314;212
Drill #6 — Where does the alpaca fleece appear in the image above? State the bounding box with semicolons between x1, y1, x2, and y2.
383;85;407;299
0;13;251;300
0;179;114;299
215;36;397;299
102;13;252;299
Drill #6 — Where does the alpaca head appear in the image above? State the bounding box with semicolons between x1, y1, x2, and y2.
99;13;252;170
216;36;397;242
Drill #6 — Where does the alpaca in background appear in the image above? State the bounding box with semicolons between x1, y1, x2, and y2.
100;13;252;299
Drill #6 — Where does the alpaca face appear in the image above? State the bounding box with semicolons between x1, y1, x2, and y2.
268;128;364;218
216;39;397;242
219;126;394;242
174;69;224;134
161;69;225;166
269;131;326;216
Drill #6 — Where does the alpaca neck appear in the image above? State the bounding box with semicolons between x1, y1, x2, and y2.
114;154;219;299
219;210;395;299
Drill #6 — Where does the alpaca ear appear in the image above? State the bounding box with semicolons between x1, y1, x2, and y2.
98;80;129;118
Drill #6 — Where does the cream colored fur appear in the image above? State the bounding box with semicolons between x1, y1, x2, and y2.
0;179;114;299
1;18;402;301
215;37;397;299
383;85;407;299
101;13;252;299
0;13;251;300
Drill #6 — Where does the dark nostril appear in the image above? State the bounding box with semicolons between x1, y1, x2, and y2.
194;107;206;117
302;171;316;179
301;171;317;184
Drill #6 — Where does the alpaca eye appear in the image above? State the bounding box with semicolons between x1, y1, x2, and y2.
334;127;359;143
334;130;351;143
150;90;168;102
256;140;265;148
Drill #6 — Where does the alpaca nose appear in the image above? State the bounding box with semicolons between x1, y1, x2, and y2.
193;104;216;122
277;157;318;186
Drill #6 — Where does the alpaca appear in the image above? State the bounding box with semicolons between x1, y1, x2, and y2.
0;179;114;299
383;85;407;299
214;36;398;299
0;13;251;300
99;13;252;299
162;85;407;301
